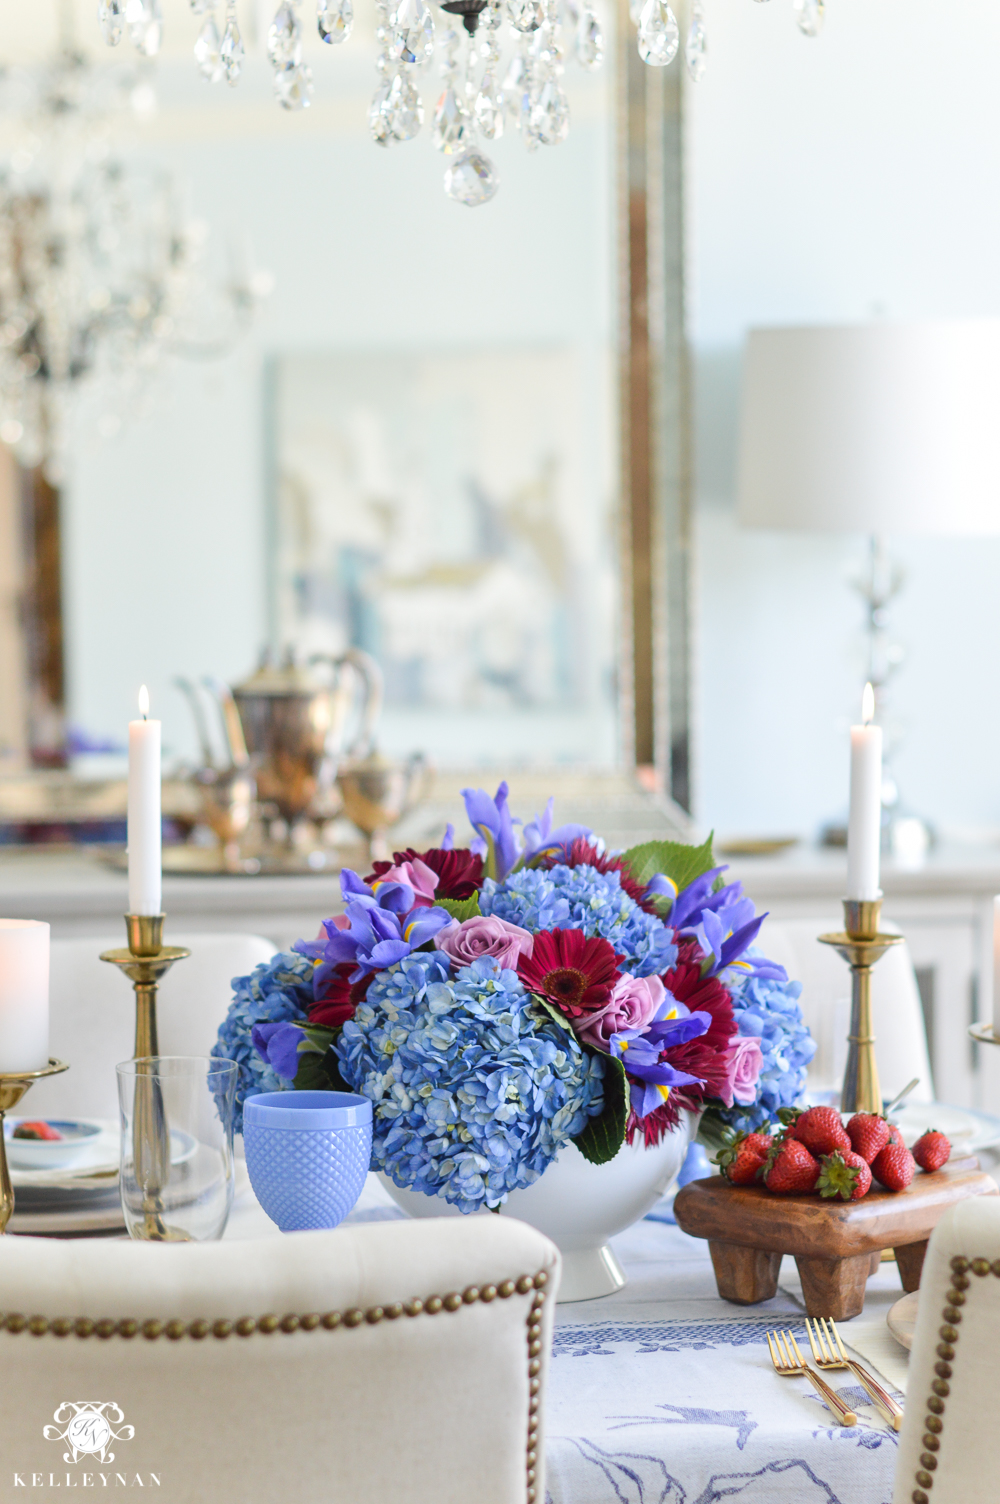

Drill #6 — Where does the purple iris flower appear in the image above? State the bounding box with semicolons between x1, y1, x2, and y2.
294;868;454;985
521;796;595;859
441;823;455;851
669;866;731;931
461;782;522;880
250;1019;306;1081
610;1010;713;1118
696;904;770;979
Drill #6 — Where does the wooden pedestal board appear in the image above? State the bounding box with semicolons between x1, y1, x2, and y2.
673;1157;997;1320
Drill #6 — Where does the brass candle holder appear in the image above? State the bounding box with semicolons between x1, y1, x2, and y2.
818;899;903;1115
0;1059;69;1234
969;1022;1000;1046
100;915;190;1240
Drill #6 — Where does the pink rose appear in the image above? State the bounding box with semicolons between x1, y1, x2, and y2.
435;915;534;970
717;1034;764;1108
576;973;666;1054
372;857;440;909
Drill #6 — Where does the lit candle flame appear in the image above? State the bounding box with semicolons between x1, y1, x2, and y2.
138;685;149;720
862;682;875;725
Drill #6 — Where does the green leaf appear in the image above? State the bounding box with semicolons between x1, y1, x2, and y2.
299;1023;337;1055
293;1048;351;1094
572;1053;628;1166
529;993;575;1037
619;833;716;897
437;895;483;923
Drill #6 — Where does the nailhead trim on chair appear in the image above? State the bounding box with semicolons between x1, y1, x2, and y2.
910;1254;1000;1504
1;1264;551;1503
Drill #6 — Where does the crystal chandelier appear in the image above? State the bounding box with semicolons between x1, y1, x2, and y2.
100;0;825;205
0;39;268;475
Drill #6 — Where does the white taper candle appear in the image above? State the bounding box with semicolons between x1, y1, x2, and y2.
128;685;162;916
0;919;49;1073
846;683;882;902
992;897;1000;1040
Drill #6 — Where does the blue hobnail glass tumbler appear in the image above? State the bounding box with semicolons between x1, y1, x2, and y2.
243;1091;373;1232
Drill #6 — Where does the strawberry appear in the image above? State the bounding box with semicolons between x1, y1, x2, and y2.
886;1122;904;1148
764;1138;821;1194
912;1129;951;1173
817;1150;873;1202
787;1105;851;1158
713;1131;772;1185
846;1112;891;1165
871;1140;916;1192
11;1119;62;1141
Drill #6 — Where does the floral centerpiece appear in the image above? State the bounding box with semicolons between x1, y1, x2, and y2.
214;782;815;1217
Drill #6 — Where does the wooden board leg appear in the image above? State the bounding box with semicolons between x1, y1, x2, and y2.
895;1240;929;1293
708;1240;782;1305
869;1251;883;1276
794;1252;872;1320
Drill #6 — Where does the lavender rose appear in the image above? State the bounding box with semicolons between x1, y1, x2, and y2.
435;915;533;970
576;973;665;1054
718;1034;765;1107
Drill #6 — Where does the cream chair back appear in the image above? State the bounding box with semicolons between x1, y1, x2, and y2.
26;932;277;1120
893;1197;1000;1504
759;917;934;1104
0;1216;558;1504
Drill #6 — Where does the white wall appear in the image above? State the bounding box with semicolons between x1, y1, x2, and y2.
688;0;1000;838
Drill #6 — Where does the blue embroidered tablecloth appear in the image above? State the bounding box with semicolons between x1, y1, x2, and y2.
545;1219;902;1504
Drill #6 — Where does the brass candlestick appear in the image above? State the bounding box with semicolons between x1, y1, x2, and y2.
818;899;904;1115
0;1059;69;1233
100;916;190;1240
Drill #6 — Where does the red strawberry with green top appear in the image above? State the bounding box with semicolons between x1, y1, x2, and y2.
886;1122;904;1148
912;1129;951;1173
764;1138;821;1194
871;1140;916;1191
846;1112;891;1165
817;1150;873;1202
714;1131;773;1186
788;1105;851;1159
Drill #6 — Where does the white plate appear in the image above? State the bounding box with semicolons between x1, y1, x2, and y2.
891;1101;1000;1156
888;1290;919;1351
5;1118;103;1171
8;1120;198;1190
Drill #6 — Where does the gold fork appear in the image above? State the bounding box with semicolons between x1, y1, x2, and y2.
804;1317;904;1432
766;1329;857;1426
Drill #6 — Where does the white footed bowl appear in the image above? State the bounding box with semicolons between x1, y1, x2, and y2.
380;1108;699;1302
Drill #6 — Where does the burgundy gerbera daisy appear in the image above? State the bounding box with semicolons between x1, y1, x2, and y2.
366;846;485;901
307;964;371;1031
517;928;621;1019
540;838;655;912
656;949;736;1105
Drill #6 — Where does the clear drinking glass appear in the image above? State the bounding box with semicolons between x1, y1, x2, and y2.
116;1056;237;1242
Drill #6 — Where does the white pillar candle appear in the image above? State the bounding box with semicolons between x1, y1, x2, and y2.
992;897;1000;1039
0;919;49;1073
846;683;883;901
128;686;162;916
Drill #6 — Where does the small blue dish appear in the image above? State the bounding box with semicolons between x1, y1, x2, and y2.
4;1118;103;1171
243;1091;373;1232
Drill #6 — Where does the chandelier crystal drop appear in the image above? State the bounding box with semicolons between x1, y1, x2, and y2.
96;1;825;203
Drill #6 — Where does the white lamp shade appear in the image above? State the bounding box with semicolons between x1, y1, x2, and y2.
737;321;1000;535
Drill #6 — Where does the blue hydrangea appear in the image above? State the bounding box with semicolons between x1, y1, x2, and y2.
480;863;677;978
715;954;817;1135
335;951;605;1213
212;950;314;1133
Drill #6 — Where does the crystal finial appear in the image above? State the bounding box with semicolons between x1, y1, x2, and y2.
685;0;706;80
99;0;126;46
385;72;424;140
575;8;603;70
268;2;301;64
444;151;498;206
506;0;544;34
126;0;163;57
391;0;435;68
793;0;824;36
530;78;568;145
369;80;392;143
221;10;245;84
432;86;471;154
474;72;503;138
502;51;527;122
195;16;225;82
637;0;679;67
274;61;314;109
319;0;354;43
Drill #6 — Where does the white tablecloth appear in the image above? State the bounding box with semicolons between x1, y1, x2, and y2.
225;1178;907;1504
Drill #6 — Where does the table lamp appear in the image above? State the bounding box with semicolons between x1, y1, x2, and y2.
736;320;1000;849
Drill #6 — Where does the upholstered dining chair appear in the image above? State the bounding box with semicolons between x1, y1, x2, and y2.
759;917;934;1105
892;1197;1000;1504
24;932;277;1120
0;1214;558;1504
